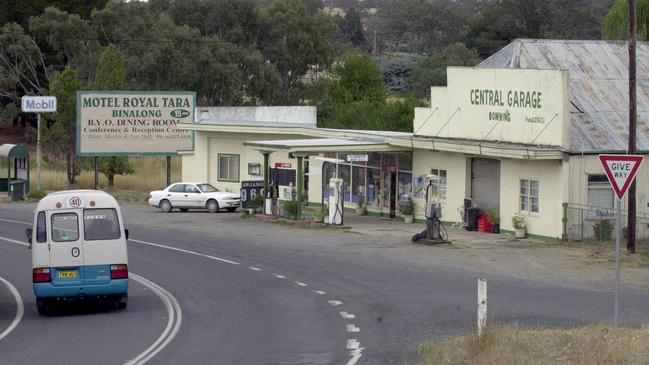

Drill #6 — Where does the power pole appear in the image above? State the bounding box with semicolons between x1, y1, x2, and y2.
628;0;637;253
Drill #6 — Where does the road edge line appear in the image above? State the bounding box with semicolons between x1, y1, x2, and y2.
0;276;24;341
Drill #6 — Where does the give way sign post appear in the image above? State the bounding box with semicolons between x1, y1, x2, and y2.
598;154;644;326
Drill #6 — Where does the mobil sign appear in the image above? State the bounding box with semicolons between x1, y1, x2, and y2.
599;154;645;200
21;96;57;113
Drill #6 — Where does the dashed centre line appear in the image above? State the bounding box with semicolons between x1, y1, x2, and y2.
273;274;285;279
346;339;360;350
339;311;356;319
328;300;342;306
314;290;327;295
249;266;261;271
346;324;360;333
294;281;308;287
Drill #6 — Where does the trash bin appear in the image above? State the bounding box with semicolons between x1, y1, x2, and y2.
466;208;480;231
8;179;25;201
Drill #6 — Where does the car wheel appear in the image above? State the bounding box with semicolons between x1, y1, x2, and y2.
207;199;219;213
160;199;172;213
36;298;50;316
226;207;237;212
180;208;189;212
115;294;128;310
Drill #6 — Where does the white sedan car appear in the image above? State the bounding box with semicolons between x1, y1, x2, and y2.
149;182;241;213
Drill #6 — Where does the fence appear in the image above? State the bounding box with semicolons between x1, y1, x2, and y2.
563;202;649;241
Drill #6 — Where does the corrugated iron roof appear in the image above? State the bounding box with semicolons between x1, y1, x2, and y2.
478;39;649;153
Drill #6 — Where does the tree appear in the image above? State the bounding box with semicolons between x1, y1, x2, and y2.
94;43;134;187
603;0;649;40
0;23;49;126
259;0;336;99
326;52;385;105
412;43;481;97
43;67;82;187
317;52;425;132
29;7;100;85
340;8;366;47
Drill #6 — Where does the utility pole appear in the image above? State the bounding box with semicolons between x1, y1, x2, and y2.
628;0;637;253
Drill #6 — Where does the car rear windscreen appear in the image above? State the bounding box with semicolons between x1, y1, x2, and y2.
84;208;121;241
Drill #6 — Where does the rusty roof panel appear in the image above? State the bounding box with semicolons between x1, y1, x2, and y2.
479;39;649;152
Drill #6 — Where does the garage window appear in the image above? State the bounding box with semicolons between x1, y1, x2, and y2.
587;174;614;219
430;169;447;200
218;154;240;182
520;179;539;213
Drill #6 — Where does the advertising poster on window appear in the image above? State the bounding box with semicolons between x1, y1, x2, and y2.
76;91;195;156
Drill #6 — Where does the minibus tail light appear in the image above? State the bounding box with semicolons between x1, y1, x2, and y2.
33;268;51;283
110;264;128;279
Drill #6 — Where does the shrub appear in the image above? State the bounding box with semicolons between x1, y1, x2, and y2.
282;200;299;219
398;199;417;216
511;215;526;229
593;220;614;241
27;190;47;200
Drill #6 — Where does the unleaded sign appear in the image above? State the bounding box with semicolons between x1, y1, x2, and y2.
76;91;195;156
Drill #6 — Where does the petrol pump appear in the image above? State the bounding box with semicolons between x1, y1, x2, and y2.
412;174;449;243
326;178;344;225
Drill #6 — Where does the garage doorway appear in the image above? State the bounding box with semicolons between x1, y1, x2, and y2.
471;158;500;213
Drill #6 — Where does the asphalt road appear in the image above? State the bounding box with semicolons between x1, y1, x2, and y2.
2;202;649;364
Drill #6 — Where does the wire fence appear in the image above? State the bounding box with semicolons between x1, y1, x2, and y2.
563;202;649;241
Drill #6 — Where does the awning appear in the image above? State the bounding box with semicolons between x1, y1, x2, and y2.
244;138;405;154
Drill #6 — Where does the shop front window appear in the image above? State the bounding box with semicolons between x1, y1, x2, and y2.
398;172;412;201
352;165;366;204
367;152;380;167
430;168;447;201
367;168;381;207
338;164;351;202
398;153;412;171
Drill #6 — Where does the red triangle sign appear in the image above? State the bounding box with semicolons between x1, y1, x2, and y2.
598;154;644;200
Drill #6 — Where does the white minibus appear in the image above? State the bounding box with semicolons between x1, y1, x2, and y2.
26;190;129;314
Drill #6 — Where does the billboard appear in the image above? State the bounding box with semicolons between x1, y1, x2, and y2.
76;91;195;156
413;67;569;147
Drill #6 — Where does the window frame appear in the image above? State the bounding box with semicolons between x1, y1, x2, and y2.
586;174;614;220
83;208;121;241
51;212;80;243
218;153;241;182
430;168;448;201
519;178;540;214
36;211;47;243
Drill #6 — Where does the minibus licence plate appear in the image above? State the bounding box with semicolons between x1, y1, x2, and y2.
58;271;77;279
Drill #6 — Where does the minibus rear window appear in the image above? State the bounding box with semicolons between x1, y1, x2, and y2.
51;213;79;242
84;208;121;241
36;211;46;243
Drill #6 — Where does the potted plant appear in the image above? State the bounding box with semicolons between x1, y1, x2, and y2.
356;196;366;216
250;195;265;214
511;215;527;238
398;199;417;224
488;211;500;234
281;200;299;220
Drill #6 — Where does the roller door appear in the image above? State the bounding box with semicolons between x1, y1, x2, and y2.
471;158;500;213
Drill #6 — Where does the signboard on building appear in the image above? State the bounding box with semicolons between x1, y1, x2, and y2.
346;154;368;162
275;163;292;168
414;67;569;147
22;96;57;113
76;91;195;156
598;154;644;200
240;180;264;208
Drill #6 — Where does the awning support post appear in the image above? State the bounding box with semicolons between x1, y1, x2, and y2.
263;152;270;198
296;155;303;220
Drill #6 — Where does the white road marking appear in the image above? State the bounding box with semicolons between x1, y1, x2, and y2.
346;324;360;333
0;218;31;226
249;266;261;271
127;273;183;365
346;339;360;350
328;300;342;306
0;276;24;341
129;239;239;265
346;348;364;365
0;219;365;364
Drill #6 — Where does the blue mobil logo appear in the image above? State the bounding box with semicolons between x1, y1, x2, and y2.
22;96;57;113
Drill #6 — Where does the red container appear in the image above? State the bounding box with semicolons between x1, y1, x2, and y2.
477;214;491;233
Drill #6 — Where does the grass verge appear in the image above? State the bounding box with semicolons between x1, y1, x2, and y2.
420;324;649;365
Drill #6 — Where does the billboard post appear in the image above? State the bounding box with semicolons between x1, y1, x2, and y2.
21;96;57;191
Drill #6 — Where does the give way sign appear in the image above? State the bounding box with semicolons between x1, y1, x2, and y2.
598;154;645;200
